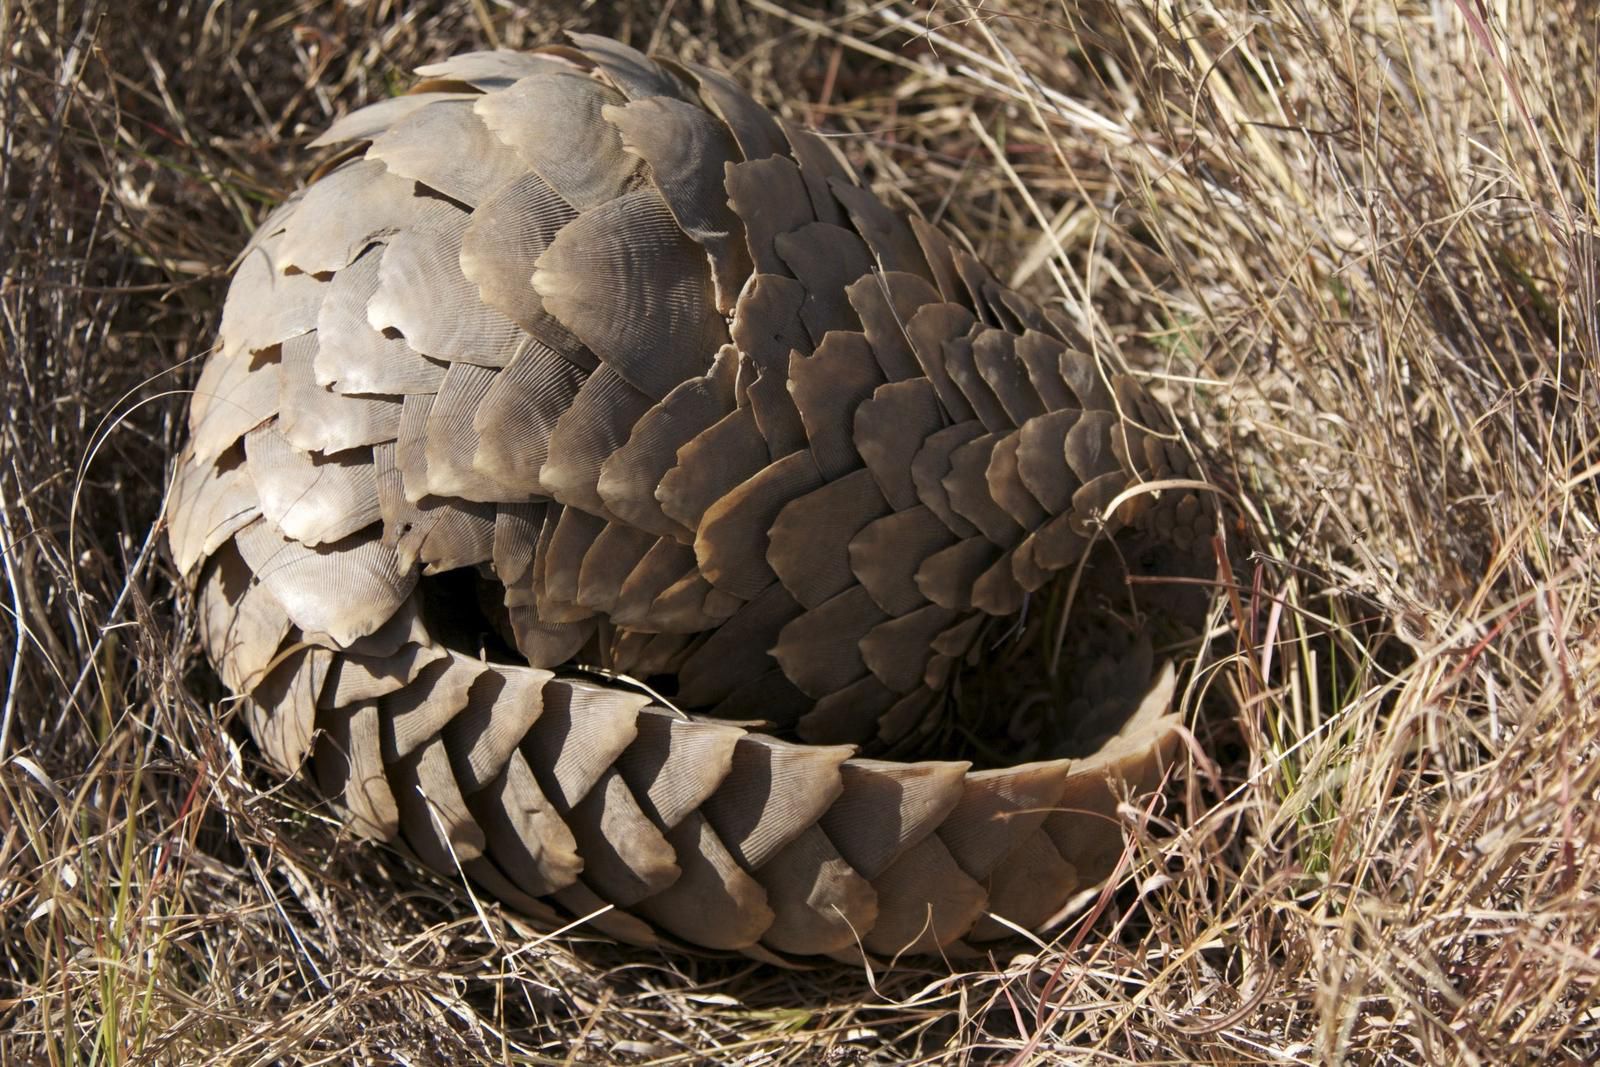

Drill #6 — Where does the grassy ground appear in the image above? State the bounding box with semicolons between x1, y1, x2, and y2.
3;0;1597;1062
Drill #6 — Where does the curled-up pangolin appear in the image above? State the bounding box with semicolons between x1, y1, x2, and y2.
167;35;1214;962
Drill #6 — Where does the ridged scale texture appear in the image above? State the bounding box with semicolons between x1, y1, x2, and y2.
168;36;1213;961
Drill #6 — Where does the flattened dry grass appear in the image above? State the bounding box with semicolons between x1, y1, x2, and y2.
2;0;1597;1062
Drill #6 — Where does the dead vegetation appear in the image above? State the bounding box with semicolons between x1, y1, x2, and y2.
2;0;1597;1062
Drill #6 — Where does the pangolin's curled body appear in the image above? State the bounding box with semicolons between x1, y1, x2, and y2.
167;36;1213;962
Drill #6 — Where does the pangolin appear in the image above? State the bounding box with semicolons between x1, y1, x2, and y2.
166;35;1213;962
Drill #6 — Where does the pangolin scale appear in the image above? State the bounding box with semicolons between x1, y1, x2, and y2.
167;36;1213;962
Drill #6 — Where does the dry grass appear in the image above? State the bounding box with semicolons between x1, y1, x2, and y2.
3;0;1597;1062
